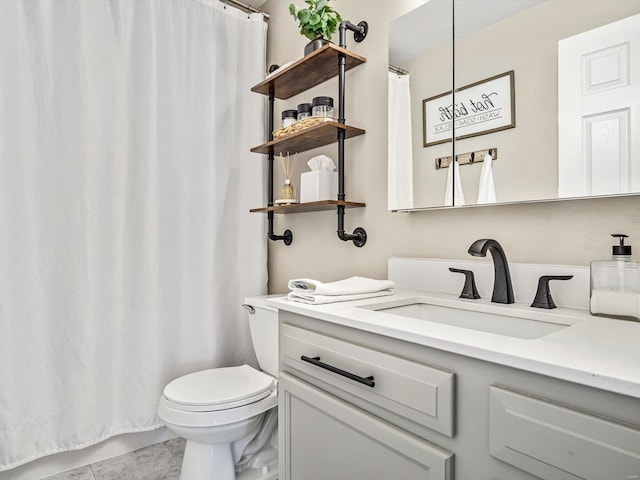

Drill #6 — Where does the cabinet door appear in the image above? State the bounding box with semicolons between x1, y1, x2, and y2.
489;386;640;479
278;373;454;480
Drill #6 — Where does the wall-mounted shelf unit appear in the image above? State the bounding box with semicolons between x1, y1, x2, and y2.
249;21;369;248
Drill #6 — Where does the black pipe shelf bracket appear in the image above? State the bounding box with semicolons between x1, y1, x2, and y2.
266;91;293;245
249;21;369;247
336;20;368;247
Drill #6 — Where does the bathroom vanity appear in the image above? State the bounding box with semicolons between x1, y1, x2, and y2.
269;259;640;480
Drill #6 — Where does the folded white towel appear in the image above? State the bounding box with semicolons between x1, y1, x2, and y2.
288;290;394;305
287;276;395;304
288;276;395;296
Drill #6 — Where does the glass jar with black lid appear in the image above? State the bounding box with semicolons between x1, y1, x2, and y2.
311;96;334;118
297;103;312;120
281;109;297;127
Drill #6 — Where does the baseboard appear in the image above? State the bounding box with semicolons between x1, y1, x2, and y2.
0;428;176;480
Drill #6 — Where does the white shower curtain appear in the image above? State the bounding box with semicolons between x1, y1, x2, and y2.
0;0;267;470
388;72;414;210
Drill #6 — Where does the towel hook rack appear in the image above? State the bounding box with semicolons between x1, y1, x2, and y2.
435;147;498;170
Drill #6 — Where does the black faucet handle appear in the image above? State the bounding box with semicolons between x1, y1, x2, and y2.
531;275;573;309
449;268;481;299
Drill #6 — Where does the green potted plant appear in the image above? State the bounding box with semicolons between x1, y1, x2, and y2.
289;0;342;56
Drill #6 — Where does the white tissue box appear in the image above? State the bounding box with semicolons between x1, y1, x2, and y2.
300;171;338;203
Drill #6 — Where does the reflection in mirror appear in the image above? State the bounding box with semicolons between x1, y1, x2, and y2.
388;0;453;210
388;0;640;211
557;12;640;198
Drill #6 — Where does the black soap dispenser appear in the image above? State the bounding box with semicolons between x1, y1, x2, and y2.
589;234;640;321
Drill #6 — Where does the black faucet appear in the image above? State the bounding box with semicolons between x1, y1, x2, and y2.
468;239;514;304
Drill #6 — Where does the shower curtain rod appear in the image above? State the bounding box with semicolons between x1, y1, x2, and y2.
389;65;409;76
223;0;270;19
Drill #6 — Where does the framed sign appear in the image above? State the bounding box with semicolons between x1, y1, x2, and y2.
422;70;515;147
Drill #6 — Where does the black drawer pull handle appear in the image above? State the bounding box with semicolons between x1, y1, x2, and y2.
300;355;375;388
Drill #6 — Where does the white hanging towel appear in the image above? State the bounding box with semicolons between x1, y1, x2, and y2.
288;276;395;304
443;159;466;206
477;153;497;204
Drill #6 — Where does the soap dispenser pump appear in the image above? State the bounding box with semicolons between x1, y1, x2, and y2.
589;234;640;321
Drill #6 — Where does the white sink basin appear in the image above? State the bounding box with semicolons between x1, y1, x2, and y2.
361;298;577;339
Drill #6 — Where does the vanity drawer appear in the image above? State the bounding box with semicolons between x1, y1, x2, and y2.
280;324;455;437
489;386;640;479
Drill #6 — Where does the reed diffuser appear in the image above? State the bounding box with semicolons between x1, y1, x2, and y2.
276;152;298;204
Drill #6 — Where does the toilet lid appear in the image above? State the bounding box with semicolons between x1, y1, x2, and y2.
163;365;276;409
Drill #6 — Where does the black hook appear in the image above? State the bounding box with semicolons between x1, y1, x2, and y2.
470;152;475;163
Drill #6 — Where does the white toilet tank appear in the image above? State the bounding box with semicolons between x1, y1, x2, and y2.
243;295;279;378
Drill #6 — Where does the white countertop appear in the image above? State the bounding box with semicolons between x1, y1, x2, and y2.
269;290;640;399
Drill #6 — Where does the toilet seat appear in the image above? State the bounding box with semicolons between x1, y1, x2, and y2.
158;388;278;428
163;365;276;412
158;365;278;427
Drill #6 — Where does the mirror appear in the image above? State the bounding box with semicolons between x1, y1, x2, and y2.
388;0;453;210
388;0;640;211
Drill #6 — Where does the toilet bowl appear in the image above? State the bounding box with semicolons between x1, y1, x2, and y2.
158;296;280;480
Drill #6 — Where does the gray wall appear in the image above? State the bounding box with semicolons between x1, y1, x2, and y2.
260;0;640;294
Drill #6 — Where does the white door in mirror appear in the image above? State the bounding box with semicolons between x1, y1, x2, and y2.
558;13;640;197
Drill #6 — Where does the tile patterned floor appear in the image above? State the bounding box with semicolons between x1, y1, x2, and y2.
42;438;186;480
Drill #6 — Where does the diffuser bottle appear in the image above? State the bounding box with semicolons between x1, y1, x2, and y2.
589;234;640;321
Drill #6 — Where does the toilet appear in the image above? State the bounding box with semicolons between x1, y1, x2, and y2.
158;295;279;480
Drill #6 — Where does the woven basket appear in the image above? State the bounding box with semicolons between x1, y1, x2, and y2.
273;116;336;139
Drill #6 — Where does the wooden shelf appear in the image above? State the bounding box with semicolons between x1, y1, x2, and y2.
251;121;365;156
251;44;366;100
250;200;365;214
